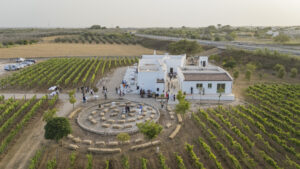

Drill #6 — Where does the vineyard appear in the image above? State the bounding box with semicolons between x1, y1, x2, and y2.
54;33;140;45
0;95;58;156
29;84;300;169
0;56;138;90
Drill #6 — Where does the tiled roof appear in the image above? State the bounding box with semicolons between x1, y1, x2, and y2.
183;73;232;81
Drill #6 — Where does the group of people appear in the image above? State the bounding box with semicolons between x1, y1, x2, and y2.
165;91;176;102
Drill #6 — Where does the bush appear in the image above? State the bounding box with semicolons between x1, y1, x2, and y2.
245;70;251;81
290;68;298;78
223;59;236;69
168;40;202;57
137;121;162;140
116;133;130;143
233;70;239;79
277;66;286;78
44;117;71;141
273;33;290;43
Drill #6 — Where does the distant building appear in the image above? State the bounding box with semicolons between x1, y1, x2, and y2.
266;30;279;37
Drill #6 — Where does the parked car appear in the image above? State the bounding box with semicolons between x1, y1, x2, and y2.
17;63;26;68
16;58;25;63
23;61;34;65
24;59;36;63
4;64;19;71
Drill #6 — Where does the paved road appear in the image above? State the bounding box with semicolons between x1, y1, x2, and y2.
136;34;300;57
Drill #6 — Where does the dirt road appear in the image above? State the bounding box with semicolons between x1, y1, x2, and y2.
0;94;80;169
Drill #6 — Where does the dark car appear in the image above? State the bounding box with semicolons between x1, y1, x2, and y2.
24;59;36;63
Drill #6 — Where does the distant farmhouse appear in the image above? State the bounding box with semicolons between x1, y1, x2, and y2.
136;53;234;101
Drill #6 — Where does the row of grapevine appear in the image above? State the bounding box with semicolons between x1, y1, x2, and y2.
0;96;47;153
0;56;137;90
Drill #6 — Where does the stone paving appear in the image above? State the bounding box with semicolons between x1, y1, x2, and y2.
77;100;160;135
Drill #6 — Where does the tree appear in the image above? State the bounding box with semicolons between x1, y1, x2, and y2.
69;96;76;109
217;88;225;104
233;70;239;79
116;133;130;144
90;25;101;29
273;64;283;71
175;91;190;118
69;90;76;109
43;108;57;122
223;58;236;69
225;32;237;41
137;121;162;140
273;33;290;43
168;40;203;57
273;64;286;78
245;70;251;81
214;34;222;41
44;117;71;142
277;66;286;78
290;68;298;78
176;90;185;101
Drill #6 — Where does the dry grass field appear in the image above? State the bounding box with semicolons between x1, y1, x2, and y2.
0;43;164;58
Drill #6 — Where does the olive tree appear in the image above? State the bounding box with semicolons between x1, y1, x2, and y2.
44;117;71;142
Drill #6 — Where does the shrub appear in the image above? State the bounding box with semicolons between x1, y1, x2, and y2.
277;66;286;78
44;117;71;141
290;68;298;78
137;121;162;140
233;70;239;79
116;133;130;143
245;70;251;81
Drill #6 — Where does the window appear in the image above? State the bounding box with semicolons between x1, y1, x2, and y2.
196;83;203;89
208;83;212;89
217;83;226;93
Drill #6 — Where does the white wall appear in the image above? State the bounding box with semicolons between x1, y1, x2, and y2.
155;83;165;95
181;81;232;95
137;71;165;95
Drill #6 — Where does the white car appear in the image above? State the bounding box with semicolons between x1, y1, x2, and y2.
16;58;25;63
4;64;19;71
49;91;58;97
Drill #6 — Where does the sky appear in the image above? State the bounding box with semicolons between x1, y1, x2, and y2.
0;0;300;28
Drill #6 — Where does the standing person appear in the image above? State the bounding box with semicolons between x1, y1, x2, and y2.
90;89;94;95
104;90;107;100
102;86;105;93
83;93;86;103
173;94;176;101
139;104;143;115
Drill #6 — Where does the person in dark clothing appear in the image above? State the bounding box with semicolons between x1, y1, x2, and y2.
173;94;176;101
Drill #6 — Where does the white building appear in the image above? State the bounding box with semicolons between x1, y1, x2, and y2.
136;54;234;101
137;54;186;95
177;57;234;100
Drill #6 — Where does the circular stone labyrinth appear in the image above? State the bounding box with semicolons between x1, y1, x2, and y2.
77;100;160;135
